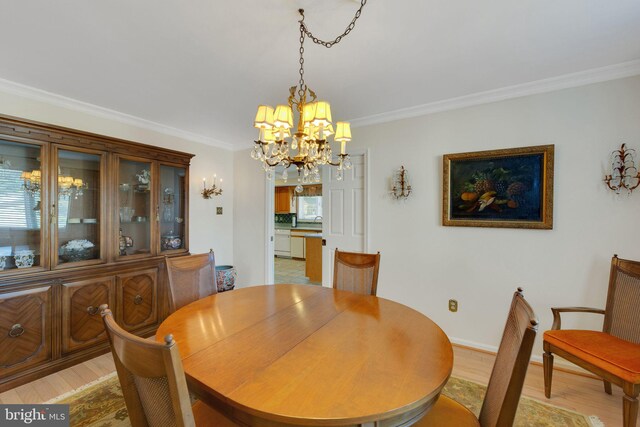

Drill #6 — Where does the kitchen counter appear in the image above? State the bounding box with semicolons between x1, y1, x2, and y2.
275;224;322;231
304;233;322;238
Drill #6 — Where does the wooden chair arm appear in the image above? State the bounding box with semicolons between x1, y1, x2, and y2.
550;307;605;330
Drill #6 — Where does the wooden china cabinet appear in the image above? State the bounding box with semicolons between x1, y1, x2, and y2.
0;114;192;391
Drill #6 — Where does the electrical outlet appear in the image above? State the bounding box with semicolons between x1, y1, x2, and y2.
448;299;458;312
216;207;223;215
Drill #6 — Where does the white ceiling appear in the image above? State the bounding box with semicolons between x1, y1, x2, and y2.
1;0;639;149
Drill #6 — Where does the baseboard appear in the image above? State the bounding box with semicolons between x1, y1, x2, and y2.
450;337;598;379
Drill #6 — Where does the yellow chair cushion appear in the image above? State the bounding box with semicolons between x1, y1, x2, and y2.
544;330;640;384
414;395;479;426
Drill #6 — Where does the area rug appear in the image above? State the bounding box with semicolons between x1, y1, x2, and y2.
48;373;603;427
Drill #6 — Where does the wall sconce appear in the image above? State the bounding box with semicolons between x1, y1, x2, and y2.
390;166;412;199
604;143;640;194
202;174;223;199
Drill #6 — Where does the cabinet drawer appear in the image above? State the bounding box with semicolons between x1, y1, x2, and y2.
0;286;52;377
117;269;158;331
62;277;116;354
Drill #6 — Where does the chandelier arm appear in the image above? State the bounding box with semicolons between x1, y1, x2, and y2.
298;0;367;49
264;157;283;168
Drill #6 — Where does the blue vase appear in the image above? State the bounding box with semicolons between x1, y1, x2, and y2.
215;265;236;292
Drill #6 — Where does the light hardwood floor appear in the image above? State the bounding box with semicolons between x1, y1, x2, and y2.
0;345;631;425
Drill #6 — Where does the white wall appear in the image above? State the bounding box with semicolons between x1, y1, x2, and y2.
234;75;640;361
233;150;268;287
0;89;234;264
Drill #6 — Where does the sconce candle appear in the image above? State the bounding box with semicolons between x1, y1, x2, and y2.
202;174;223;199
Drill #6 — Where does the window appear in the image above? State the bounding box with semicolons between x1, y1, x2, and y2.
0;169;41;229
297;196;322;221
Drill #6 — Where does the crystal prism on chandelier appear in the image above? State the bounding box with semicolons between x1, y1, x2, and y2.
251;3;368;190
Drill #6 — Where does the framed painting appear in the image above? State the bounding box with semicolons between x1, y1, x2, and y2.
443;145;554;229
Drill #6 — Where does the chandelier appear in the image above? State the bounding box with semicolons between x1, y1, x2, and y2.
251;2;367;191
20;169;42;196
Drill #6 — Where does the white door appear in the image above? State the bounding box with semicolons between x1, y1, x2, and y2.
321;152;367;287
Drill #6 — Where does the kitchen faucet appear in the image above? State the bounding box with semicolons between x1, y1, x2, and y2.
314;216;323;223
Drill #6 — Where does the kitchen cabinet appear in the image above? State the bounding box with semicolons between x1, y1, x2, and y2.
0;114;192;391
290;229;310;259
275;229;291;257
291;235;305;259
275;186;295;214
305;235;322;283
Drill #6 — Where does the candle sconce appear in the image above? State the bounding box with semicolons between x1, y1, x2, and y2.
202;175;223;199
390;166;412;199
604;143;640;194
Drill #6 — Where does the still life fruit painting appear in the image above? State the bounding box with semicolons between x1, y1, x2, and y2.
443;145;554;229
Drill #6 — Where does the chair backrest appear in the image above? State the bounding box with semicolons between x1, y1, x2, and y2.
333;249;381;296
100;305;194;427
166;250;217;313
603;255;640;344
479;288;538;427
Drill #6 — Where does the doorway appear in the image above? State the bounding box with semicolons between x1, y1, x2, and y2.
271;167;323;285
265;151;368;287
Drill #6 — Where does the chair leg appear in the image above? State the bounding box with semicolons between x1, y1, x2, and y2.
623;394;638;427
604;380;612;395
543;351;554;398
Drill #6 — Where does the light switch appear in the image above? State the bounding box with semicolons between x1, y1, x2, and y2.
216;207;223;215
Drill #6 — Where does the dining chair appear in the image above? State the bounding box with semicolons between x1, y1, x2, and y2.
543;254;640;427
333;248;381;296
100;305;237;427
416;288;538;427
166;250;217;313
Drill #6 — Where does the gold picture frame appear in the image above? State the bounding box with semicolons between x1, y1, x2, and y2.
443;145;554;229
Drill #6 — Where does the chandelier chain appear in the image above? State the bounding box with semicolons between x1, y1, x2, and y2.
299;0;367;49
298;18;306;96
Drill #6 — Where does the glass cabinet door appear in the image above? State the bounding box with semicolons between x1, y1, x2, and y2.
159;165;187;253
117;158;153;258
0;139;44;271
55;148;103;266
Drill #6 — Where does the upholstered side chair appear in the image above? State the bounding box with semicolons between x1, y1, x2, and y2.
543;254;640;427
166;250;217;313
333;248;381;296
416;288;538;427
100;305;236;427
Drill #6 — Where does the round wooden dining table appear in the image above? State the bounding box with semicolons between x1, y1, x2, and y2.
156;284;453;427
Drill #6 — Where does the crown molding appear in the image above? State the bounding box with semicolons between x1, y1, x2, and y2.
349;59;640;128
0;77;235;150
